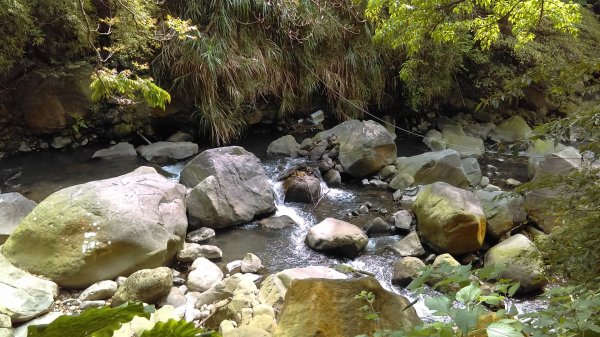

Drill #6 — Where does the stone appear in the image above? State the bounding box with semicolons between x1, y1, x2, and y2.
78;280;118;301
266;135;300;158
378;165;397;180
50;136;72;149
393;210;413;231
490;116;533;143
187;227;216;243
484;234;546;293
275;277;421;337
187;258;224;292
13;312;62;337
475;190;526;239
423;129;445;151
18;142;31;152
0;314;10;328
0;253;58;323
259;215;296;230
136;141;199;162
412;182;486;254
112;267;173;306
465;122;496;140
189;274;252;308
166;132;193;143
299;138;313;150
323;169;342;187
160;287;187;308
283;173;321;204
392;257;426;287
241;253;262;273
440;124;485;157
2;167;187;289
177;243;223;262
480;176;490;187
461;157;482;186
506;178;522;187
389;231;425;257
223;326;271;337
318;157;335;172
395;149;470;188
258;275;287;310
91;142;136;159
526;139;567;177
305;218;369;258
0;193;36;244
275;266;347;288
369;179;388;188
181;147;275;229
433;253;461;268
80;301;106;309
315;120;397;178
364;217;395;237
203;278;259;328
389;173;414;191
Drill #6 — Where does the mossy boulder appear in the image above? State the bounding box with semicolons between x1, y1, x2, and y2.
275;277;421;337
1;167;187;289
395;149;470;188
490;116;533;143
484;234;547;293
111;267;173;306
412;182;486;254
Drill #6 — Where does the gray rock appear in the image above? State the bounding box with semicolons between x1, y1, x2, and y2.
389;173;414;191
305;218;368;258
160;287;187;308
484;234;546;293
92;142;136;159
166;132;193;143
461;157;482;186
136;141;199;161
389;232;425;257
13;312;62;337
267;135;300;158
283;174;321;204
241;253;262;273
2;167;187;289
299;138;313;150
80;300;106;309
393;210;413;232
0;193;36;244
259;215;297;230
364;217;395;237
112;267;173;306
479;176;490;187
423;130;445;151
395;149;470;188
318;157;335;172
0;314;10;328
440;124;485;157
413;182;485;254
18;142;31;152
177;243;223;262
188;274;251;308
51;136;71;149
78;280;118;301
187;258;224;292
369;179;388;188
0;254;58;323
490;116;533;143
484;184;502;192
187;227;216;243
378;165;397;180
506;178;522;187
465;122;496;140
181;147;275;229
392;257;426;287
315;120;396;178
275;266;347;288
476;190;526;238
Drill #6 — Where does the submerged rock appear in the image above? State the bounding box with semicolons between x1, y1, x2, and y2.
181;146;275;229
275;277;421;337
2;167;187;288
305;218;368;258
412;182;486;254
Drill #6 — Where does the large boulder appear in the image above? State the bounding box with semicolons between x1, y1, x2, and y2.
111;267;173;306
0;193;36;244
490;116;533;143
181;147;275;229
0;253;58;323
484;234;546;293
275;277;421;337
412;182;486;254
305;218;368;258
315;120;396;178
275;266;347;288
136;141;199;162
475;190;526;239
92;142;136;159
266;135;300;158
2;167;187;288
395;149;470;188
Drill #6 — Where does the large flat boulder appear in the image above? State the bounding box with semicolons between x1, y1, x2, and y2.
1;167;187;288
181;147;275;229
275;277;421;337
315;120;396;178
395;149;470;188
305;218;368;258
412;182;486;254
0;193;36;244
136;141;198;161
0;253;58;323
484;234;546;293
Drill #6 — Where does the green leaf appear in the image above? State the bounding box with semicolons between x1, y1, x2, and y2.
424;296;451;316
508;282;520;297
139;319;218;337
456;283;482;304
27;302;151;337
486;321;524;337
454;308;482;335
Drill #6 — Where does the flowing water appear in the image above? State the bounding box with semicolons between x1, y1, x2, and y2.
0;132;540;320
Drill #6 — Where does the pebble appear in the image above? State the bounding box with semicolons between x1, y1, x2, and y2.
80;301;106;310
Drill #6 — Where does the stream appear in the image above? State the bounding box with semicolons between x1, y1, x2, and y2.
0;131;542;321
